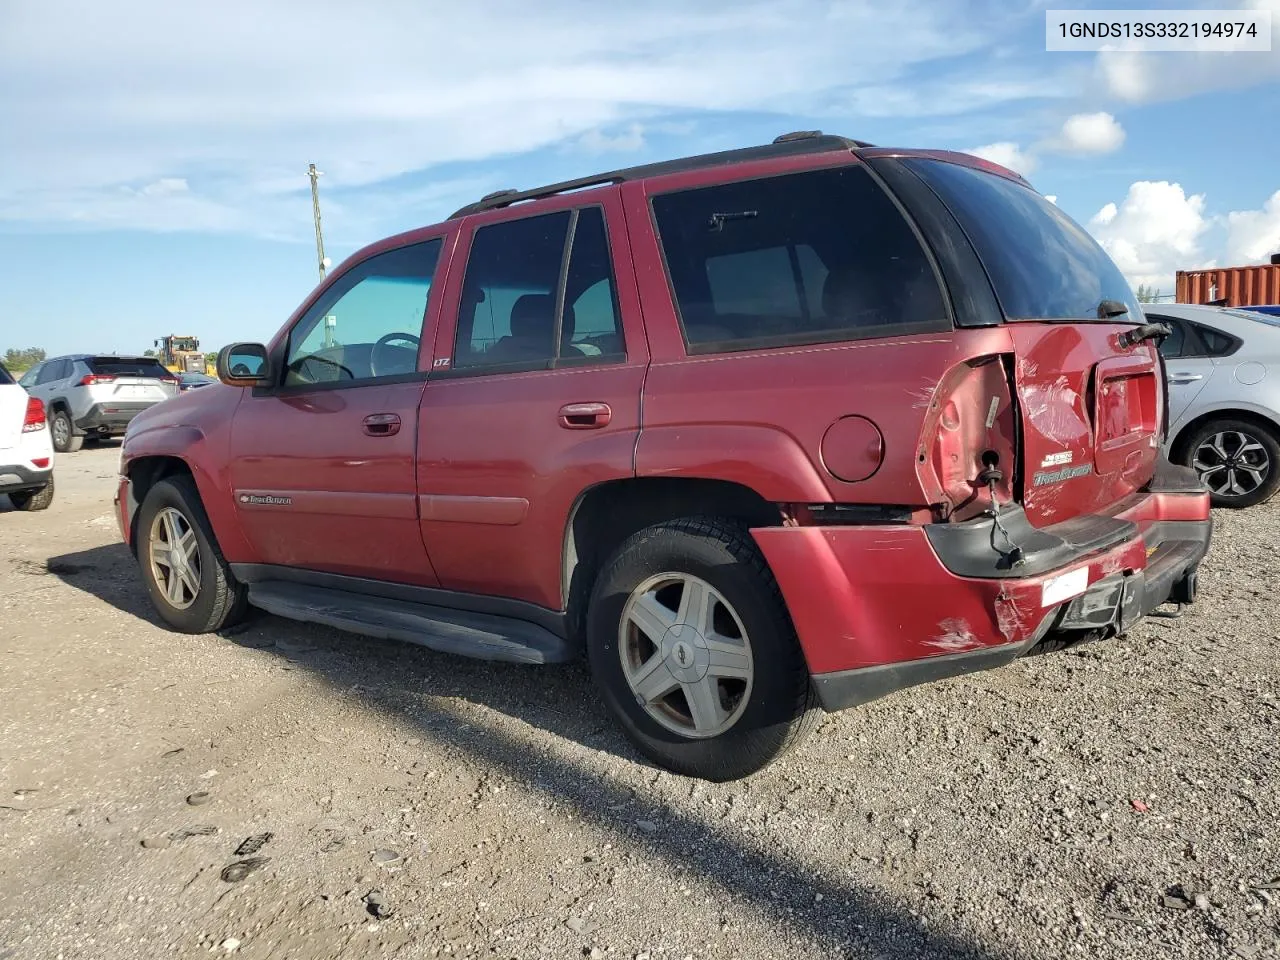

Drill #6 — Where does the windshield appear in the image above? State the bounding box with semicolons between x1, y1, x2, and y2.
904;158;1141;322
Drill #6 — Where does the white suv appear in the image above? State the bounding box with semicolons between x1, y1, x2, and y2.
0;361;54;510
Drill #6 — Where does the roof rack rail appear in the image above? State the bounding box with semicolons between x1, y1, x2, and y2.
773;130;824;143
448;134;876;219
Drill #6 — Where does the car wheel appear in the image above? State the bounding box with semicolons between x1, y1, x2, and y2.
49;409;83;453
1182;418;1280;508
586;517;817;782
8;476;54;511
136;475;247;633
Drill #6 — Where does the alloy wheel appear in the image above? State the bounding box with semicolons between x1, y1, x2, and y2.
1192;430;1271;499
52;414;69;448
618;572;754;739
149;506;202;610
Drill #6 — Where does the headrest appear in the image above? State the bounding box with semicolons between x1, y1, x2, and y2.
509;293;575;342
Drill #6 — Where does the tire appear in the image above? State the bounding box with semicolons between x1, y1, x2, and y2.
136;475;247;633
50;409;83;453
8;476;54;511
586;517;818;782
1180;418;1280;508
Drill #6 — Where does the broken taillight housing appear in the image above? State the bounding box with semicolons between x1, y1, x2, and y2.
916;356;1018;522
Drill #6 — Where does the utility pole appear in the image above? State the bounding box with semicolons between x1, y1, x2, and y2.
308;163;327;281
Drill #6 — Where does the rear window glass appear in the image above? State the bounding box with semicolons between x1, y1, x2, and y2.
652;165;948;352
905;159;1140;322
88;357;173;377
0;363;13;385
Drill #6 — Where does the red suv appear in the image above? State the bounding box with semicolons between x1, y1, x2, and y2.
117;133;1211;781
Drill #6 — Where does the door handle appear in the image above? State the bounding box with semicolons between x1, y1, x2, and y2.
558;402;612;430
1168;373;1204;384
363;413;402;436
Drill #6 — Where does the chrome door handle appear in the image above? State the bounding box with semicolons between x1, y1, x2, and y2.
1168;373;1203;384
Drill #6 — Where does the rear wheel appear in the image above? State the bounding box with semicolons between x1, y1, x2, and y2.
8;476;54;511
50;409;83;453
136;475;247;633
586;517;817;782
1182;418;1280;508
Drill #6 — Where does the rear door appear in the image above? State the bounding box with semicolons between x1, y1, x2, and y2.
899;157;1163;524
416;193;647;610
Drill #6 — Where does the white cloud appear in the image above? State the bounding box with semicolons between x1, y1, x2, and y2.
966;142;1038;176
1087;181;1210;291
1096;0;1280;103
1055;112;1125;154
0;0;1065;238
1226;190;1280;264
576;124;647;154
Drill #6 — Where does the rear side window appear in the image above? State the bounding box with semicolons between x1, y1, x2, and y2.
905;159;1140;322
88;357;173;378
652;165;947;352
0;363;13;386
455;207;624;369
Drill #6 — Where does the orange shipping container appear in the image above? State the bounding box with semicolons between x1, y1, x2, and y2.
1176;263;1280;307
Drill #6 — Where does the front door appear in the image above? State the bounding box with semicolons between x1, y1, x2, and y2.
227;236;449;585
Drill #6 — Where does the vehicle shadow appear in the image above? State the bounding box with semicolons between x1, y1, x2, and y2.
47;542;1013;960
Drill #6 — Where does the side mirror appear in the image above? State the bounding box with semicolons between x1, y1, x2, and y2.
216;343;271;386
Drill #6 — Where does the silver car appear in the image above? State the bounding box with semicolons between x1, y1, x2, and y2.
1144;303;1280;507
19;354;179;453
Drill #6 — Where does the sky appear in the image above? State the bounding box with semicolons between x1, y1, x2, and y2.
1;0;1278;357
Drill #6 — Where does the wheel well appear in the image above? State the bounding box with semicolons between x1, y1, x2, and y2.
126;456;193;549
1170;409;1280;463
561;477;783;644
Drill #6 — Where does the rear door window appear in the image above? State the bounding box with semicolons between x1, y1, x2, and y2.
88;357;173;378
904;159;1140;322
651;165;948;353
454;207;624;369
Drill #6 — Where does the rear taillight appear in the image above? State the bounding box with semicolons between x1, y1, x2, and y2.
160;375;179;384
22;396;46;432
79;374;117;386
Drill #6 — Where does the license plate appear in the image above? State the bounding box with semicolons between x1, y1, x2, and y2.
1042;567;1089;607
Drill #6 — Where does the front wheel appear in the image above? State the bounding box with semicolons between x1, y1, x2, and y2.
586;517;817;782
136;475;247;633
1182;418;1280;508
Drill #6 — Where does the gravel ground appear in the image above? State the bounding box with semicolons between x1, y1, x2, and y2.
0;444;1275;960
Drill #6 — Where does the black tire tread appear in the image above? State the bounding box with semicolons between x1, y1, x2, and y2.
1182;417;1280;509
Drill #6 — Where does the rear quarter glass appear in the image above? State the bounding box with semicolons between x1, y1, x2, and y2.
649;164;951;353
901;158;1140;323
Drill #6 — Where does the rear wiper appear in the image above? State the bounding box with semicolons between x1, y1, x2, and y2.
1117;321;1171;349
1097;299;1130;319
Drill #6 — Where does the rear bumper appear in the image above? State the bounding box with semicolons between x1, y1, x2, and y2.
76;401;156;434
751;466;1211;712
0;461;53;493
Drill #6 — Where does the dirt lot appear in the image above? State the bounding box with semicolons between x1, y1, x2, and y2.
0;444;1276;960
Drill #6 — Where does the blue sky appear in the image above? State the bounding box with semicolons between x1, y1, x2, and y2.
1;0;1277;357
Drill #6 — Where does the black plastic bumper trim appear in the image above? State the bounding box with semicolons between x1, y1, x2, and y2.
75;402;154;433
812;614;1055;712
0;462;53;492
